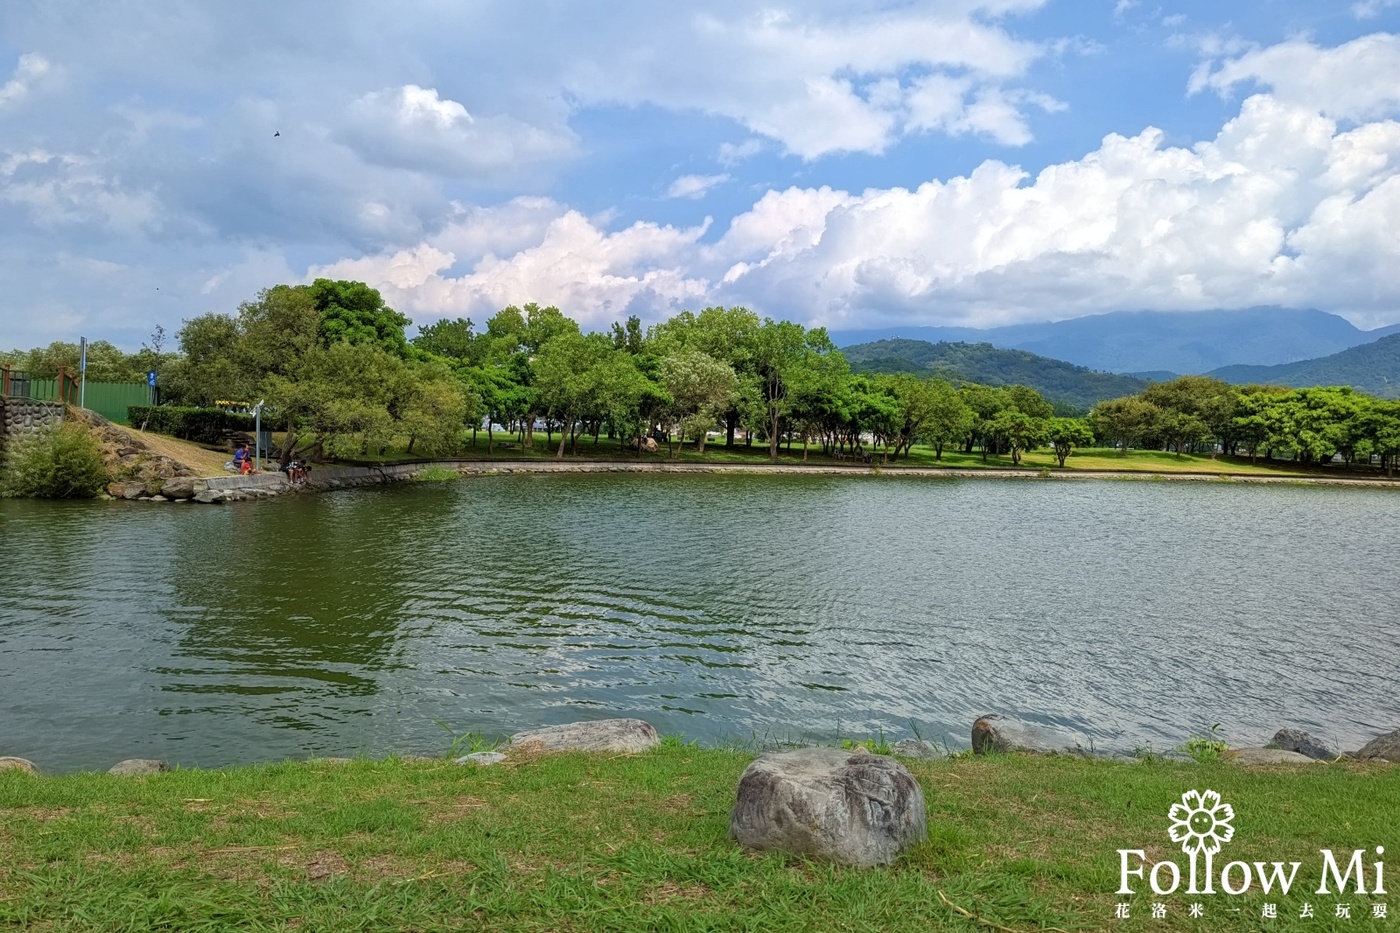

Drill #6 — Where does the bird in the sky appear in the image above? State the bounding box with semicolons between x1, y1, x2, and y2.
273;131;280;137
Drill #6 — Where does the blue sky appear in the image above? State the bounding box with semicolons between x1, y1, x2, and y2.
1;0;1398;349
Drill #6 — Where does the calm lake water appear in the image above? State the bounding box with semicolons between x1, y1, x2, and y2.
2;474;1397;772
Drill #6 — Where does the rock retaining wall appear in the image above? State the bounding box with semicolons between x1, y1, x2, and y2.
0;397;64;453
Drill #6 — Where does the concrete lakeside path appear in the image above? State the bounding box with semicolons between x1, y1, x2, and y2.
185;455;1400;502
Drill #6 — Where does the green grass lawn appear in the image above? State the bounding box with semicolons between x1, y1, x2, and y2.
2;747;1395;931
337;432;1373;480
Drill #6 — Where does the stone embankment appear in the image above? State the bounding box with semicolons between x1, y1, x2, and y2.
0;397;64;450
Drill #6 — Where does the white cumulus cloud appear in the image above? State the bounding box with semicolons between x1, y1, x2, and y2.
338;84;575;180
666;173;730;199
0;53;51;109
315;77;1400;331
1352;0;1400;20
558;2;1058;157
1191;34;1400;122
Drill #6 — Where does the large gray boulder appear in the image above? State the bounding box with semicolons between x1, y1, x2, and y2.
972;714;1087;755
108;759;170;776
1268;729;1337;761
1229;747;1319;765
0;756;38;774
160;477;197;500
509;718;659;754
1356;729;1400;762
729;747;926;867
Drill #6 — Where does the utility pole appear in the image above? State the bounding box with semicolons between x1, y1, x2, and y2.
253;400;264;472
78;337;87;409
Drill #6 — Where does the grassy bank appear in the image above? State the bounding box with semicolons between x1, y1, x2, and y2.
333;435;1359;479
2;747;1395;931
121;418;1381;483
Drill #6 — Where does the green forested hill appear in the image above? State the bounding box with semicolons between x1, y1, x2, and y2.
842;339;1149;412
1208;333;1400;398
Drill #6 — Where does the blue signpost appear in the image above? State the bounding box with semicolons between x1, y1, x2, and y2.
147;370;157;406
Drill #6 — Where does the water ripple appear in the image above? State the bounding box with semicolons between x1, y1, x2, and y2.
2;475;1398;771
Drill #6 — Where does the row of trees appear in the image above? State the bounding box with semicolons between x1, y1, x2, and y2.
8;280;1398;472
1090;376;1400;471
5;282;1090;465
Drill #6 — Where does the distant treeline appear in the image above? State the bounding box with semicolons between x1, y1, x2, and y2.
1090;378;1400;469
5;281;1397;470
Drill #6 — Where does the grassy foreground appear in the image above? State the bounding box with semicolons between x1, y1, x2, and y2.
2;747;1396;932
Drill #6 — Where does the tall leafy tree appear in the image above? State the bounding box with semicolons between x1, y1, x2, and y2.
922;379;974;460
1091;396;1162;454
1045;418;1095;467
658;350;739;456
309;279;411;357
411;317;478;363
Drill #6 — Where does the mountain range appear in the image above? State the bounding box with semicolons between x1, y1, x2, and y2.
1207;333;1400;398
841;332;1400;409
828;308;1400;375
843;339;1147;412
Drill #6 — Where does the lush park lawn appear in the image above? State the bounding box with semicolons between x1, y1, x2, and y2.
2;745;1395;931
137;424;1385;482
344;433;1360;479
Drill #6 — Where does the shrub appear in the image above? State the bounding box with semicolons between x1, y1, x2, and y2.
1178;723;1229;763
1;420;110;498
127;406;255;445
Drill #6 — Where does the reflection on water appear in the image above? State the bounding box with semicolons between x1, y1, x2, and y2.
2;474;1398;772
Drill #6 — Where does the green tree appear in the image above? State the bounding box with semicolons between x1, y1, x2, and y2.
1090;396;1162;454
411;317;478;363
1157;411;1209;457
169;313;249;407
533;331;612;457
309;279;411;357
1045;417;1095;467
656;306;762;447
750;320;839;462
1362;399;1400;476
988;409;1046;465
922;379;974;460
239;285;322;383
263;341;410;461
1004;384;1054;421
658;350;739;457
959;384;1011;459
392;363;473;457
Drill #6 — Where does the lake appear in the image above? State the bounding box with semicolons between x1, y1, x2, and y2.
2;473;1397;772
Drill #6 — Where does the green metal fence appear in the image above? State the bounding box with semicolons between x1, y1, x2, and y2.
2;365;149;424
78;383;151;424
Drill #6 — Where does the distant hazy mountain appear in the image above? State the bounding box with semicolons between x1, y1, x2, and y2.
829;308;1398;375
843;339;1148;412
1208;333;1400;398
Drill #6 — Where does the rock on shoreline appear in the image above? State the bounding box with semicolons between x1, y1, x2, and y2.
971;714;1090;756
730;747;927;867
1356;729;1400;762
509;719;660;755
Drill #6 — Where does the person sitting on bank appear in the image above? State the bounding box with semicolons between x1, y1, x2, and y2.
233;444;249;473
